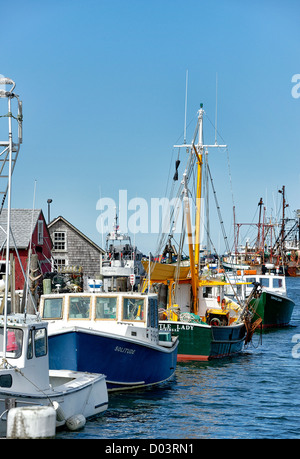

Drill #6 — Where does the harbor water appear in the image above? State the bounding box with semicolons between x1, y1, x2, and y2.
56;277;300;440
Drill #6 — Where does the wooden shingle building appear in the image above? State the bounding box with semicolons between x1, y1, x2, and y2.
48;216;104;279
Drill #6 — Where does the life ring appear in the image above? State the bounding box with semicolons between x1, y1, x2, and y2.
210;318;221;326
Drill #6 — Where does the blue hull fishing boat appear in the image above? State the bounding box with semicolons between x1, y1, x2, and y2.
39;292;178;391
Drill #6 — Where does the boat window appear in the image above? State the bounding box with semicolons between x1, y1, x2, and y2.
69;296;91;319
34;328;47;357
95;297;117;319
203;287;212;298
42;297;64;319
27;330;33;359
246;277;256;285
122;297;145;321
0;374;12;388
273;278;283;288
0;327;23;359
259;278;269;287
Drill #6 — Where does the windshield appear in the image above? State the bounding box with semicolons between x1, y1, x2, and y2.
122;297;145;321
95;296;117;319
42;297;63;319
0;327;23;359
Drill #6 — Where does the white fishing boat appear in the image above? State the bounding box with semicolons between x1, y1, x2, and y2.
94;212;145;292
0;78;108;437
0;314;108;436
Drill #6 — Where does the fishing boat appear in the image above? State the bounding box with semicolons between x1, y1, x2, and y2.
0;78;108;437
92;212;145;292
143;260;247;361
226;272;295;328
223;189;300;277
222;252;251;271
222;198;266;273
0;314;108;436
39;291;178;391
142;105;254;361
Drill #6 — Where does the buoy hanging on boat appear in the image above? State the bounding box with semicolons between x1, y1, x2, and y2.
52;400;65;423
66;413;86;431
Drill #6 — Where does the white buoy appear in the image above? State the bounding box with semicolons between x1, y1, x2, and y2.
7;406;56;439
66;414;86;431
52;401;66;423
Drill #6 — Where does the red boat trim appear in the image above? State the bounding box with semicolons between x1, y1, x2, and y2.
177;350;243;361
177;354;209;362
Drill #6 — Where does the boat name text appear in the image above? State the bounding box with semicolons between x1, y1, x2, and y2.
270;296;282;302
114;346;135;355
160;324;194;331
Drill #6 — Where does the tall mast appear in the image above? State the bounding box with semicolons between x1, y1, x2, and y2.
279;185;288;256
194;106;204;275
182;172;197;311
174;103;226;313
256;198;263;251
233;205;237;256
0;78;22;361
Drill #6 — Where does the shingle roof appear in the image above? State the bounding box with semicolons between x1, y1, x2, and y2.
0;209;42;248
48;215;104;253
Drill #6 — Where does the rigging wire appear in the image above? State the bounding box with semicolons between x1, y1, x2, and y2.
205;163;243;307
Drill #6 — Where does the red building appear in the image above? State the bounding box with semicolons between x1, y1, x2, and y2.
0;209;52;290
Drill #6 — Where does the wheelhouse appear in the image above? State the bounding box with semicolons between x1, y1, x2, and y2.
40;293;159;329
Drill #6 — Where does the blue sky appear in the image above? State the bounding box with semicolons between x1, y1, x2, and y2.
0;0;300;255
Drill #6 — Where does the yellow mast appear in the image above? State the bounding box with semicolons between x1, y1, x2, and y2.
174;104;227;315
194;105;204;277
174;106;204;314
182;172;197;309
191;106;204;313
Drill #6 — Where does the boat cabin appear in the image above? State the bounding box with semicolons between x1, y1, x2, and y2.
242;274;286;297
175;282;236;316
167;281;241;325
40;293;156;323
0;315;50;392
225;274;287;300
39;292;164;345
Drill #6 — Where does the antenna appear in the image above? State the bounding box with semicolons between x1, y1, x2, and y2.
215;72;218;145
184;70;188;144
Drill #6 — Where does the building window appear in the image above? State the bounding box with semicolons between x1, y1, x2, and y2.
53;258;67;270
53;232;66;250
38;220;43;245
